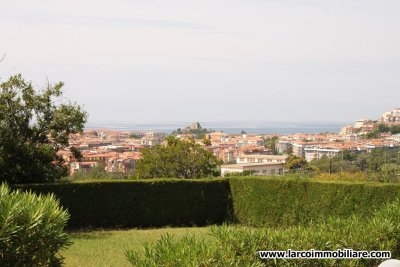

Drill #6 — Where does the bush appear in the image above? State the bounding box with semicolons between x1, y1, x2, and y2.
15;179;232;228
229;177;400;227
127;198;400;267
13;177;400;229
0;183;70;266
311;172;368;183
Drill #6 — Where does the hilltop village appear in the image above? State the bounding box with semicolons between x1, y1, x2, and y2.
60;108;400;177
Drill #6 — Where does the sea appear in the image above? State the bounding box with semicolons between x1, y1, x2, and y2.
85;121;350;135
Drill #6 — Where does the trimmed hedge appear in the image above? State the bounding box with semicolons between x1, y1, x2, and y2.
14;179;232;229
12;177;400;228
229;177;400;227
128;199;400;267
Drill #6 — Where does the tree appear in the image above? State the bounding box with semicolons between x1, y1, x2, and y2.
202;136;212;146
135;136;221;178
285;155;311;172
0;74;87;183
264;136;279;155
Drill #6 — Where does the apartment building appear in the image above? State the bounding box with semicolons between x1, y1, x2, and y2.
291;141;319;157
380;108;400;124
304;146;341;162
220;163;284;177
277;140;292;154
236;154;287;164
140;132;165;147
392;134;400;142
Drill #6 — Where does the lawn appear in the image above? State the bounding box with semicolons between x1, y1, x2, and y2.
61;227;212;267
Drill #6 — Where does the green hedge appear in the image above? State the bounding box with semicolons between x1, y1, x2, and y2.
229;177;400;227
128;199;400;267
14;179;232;229
12;177;400;229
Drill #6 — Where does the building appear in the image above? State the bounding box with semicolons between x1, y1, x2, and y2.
277;140;292;154
291;141;319;157
140;132;165;147
220;163;284;177
380;108;400;124
304;146;341;162
236;154;287;164
392;133;400;142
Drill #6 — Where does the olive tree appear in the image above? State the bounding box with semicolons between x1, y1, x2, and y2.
0;74;87;183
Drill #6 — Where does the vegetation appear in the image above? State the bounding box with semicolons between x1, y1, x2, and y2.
14;177;400;229
285;154;316;173
229;177;400;227
263;135;279;155
15;179;232;228
365;123;400;139
62;227;211;267
0;74;87;183
171;122;213;139
0;183;70;266
224;170;255;177
309;147;400;182
135;136;221;179
127;199;400;266
68;163;122;180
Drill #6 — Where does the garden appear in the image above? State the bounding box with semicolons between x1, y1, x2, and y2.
3;176;400;266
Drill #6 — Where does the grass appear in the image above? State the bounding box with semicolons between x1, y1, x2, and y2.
61;227;212;267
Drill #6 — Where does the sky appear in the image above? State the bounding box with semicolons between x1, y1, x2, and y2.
1;0;400;125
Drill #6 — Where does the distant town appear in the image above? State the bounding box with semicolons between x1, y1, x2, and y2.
60;108;400;177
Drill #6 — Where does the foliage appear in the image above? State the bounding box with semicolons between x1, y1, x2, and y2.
202;136;212;146
365;123;400;139
135;136;222;179
0;74;87;183
15;179;232;228
263;135;279;155
0;183;70;266
224;170;255;177
311;171;368;183
129;133;143;139
69;162;124;180
63;227;210;267
15;176;400;229
171;123;213;139
127;198;400;266
309;147;400;182
229;177;400;227
285;155;313;172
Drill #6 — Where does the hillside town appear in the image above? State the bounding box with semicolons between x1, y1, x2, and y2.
60;108;400;177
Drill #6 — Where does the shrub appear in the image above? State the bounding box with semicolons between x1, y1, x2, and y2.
229;177;400;227
14;177;400;229
127;198;400;267
312;171;368;183
0;183;70;266
15;179;232;228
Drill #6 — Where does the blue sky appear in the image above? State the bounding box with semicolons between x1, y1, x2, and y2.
1;0;400;124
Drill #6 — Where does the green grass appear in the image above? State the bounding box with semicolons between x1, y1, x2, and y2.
61;227;212;267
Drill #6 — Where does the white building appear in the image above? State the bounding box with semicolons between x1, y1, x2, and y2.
220;163;284;177
304;146;341;162
392;133;400;142
236;154;287;164
140;132;164;147
380;108;400;124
